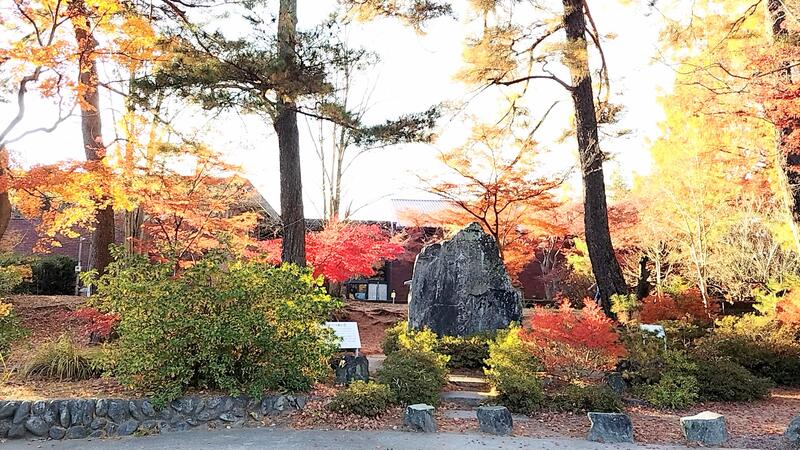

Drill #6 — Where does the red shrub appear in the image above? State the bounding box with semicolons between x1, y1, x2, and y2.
68;307;119;340
521;299;626;380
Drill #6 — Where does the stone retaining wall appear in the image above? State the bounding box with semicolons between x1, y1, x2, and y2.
0;394;306;440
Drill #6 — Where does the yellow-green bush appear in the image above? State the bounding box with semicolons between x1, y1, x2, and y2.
377;348;448;406
326;381;394;417
86;249;342;404
484;327;544;414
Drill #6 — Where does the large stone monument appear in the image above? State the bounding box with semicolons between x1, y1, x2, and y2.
408;222;522;337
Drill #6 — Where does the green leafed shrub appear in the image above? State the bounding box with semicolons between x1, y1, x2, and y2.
484;327;544;414
548;383;623;413
0;254;75;295
638;372;699;409
85;249;342;403
701;315;800;386
326;381;394;417
0;302;26;360
622;327;700;409
377;348;448;406
693;357;773;402
382;321;492;369
381;321;437;355
436;334;492;369
21;334;100;381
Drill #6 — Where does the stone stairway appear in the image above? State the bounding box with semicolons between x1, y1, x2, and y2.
440;374;497;407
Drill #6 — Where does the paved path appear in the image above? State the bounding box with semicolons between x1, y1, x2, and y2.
1;428;721;450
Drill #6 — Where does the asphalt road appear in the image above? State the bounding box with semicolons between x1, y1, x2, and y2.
1;428;720;450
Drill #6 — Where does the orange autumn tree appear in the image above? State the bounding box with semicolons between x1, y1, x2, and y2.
1;0;162;272
522;299;626;380
418;118;563;278
129;144;260;264
258;221;405;283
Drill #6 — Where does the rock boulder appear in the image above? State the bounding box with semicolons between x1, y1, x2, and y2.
476;406;513;436
681;411;728;445
587;412;634;443
408;223;522;337
404;404;436;432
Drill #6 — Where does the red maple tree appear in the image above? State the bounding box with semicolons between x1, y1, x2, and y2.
257;221;405;283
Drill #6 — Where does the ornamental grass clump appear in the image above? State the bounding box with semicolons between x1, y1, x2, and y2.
22;334;100;381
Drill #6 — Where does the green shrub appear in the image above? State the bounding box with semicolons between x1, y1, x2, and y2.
622;327;700;409
0;302;26;360
436;334;492;369
0;254;75;295
548;383;623;413
377;349;448;406
638;372;699;409
693;357;773;402
701;315;800;386
611;293;638;323
652;320;709;350
21;334;100;381
382;321;492;369
381;321;437;355
326;381;394;417
85;249;341;404
485;327;544;414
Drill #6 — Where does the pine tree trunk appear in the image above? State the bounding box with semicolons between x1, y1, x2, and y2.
275;0;306;266
561;0;628;314
0;147;10;243
72;5;114;274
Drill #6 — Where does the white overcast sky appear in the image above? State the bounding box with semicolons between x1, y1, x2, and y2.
2;1;674;221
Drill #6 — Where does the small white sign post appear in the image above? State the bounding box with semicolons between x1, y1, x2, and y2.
325;322;362;356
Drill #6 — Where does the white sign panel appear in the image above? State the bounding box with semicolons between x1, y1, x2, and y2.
640;324;666;339
325;322;362;350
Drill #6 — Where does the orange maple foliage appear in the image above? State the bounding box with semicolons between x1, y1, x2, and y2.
415;120;563;279
257;222;405;283
638;289;717;325
521;298;626;380
776;290;800;327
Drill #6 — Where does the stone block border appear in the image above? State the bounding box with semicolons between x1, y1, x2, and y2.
0;394;306;440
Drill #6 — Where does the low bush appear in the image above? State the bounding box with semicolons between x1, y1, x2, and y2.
693;357;773;402
382;321;491;369
548;383;623;413
639;289;715;325
638;372;699;409
701;315;800;386
0;254;75;295
21;334;101;381
381;321;437;355
377;348;448;406
622;328;699;409
86;249;342;403
0;301;26;360
485;327;544;414
326;381;394;417
436;334;492;369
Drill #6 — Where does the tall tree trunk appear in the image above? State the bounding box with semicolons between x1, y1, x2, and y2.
768;0;800;236
71;4;114;274
275;0;306;266
562;0;628;314
0;147;11;243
